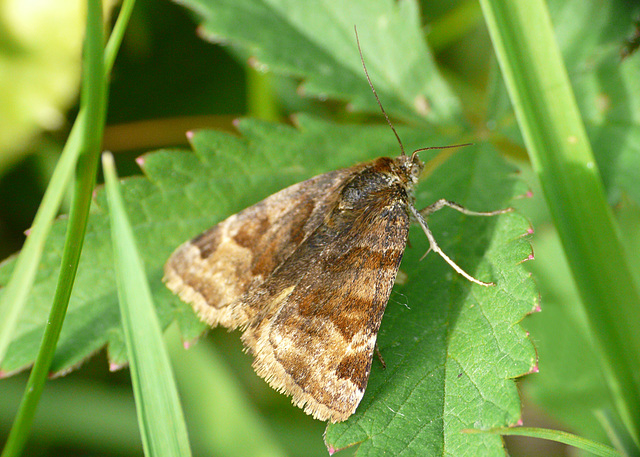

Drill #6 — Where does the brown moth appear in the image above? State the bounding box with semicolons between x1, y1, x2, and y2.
164;30;509;422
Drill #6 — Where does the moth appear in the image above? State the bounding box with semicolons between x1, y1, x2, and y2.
164;31;509;422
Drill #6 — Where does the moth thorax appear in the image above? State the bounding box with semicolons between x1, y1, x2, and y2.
339;166;398;210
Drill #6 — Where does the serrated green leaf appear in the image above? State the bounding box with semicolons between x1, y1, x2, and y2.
0;116;444;374
0;115;536;455
178;0;461;124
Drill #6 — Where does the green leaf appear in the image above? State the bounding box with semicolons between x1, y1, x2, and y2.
179;0;461;124
521;195;640;449
482;0;640;450
0;3;539;453
0;117;448;373
0;116;536;455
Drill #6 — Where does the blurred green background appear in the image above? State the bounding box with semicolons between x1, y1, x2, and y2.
2;0;637;455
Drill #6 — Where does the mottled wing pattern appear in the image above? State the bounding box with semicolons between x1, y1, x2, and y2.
164;166;360;329
239;177;411;422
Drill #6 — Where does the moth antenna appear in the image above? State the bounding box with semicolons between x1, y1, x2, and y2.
355;25;406;156
412;143;473;154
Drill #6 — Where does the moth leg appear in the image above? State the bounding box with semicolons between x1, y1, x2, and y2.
375;344;387;369
410;204;509;287
420;198;512;218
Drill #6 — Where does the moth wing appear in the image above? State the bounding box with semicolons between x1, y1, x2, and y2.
241;193;410;422
164;166;359;329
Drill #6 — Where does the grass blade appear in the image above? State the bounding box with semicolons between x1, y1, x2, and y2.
468;427;622;457
102;152;192;457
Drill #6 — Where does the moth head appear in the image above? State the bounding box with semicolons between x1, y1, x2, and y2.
395;152;424;186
